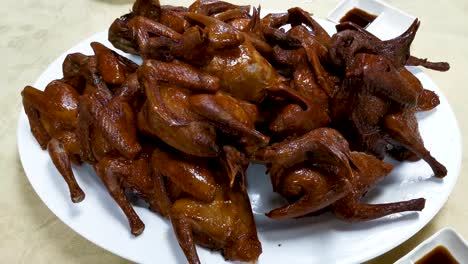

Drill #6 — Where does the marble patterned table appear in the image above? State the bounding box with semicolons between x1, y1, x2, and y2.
1;0;466;263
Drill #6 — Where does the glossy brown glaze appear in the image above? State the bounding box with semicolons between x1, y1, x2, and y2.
91;42;138;86
22;80;84;203
384;111;447;178
269;25;331;136
152;148;217;203
203;39;301;104
137;59;220;157
20;1;452;263
332;152;425;221
170;173;261;264
189;92;269;153
267;165;351;219
255;128;355;190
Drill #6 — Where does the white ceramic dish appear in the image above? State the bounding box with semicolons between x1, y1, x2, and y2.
395;227;468;264
327;0;416;40
17;16;461;264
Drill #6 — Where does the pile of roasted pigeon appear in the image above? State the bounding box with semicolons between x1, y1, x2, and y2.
21;0;450;263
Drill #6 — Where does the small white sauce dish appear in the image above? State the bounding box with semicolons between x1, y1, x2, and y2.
327;0;416;40
395;227;468;264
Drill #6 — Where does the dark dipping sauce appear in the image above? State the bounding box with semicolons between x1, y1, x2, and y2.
339;8;377;28
415;245;459;264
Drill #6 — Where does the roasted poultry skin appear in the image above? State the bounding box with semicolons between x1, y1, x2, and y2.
22;80;84;203
20;0;451;263
170;166;261;264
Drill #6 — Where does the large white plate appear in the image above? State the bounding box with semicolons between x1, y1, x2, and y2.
17;17;462;264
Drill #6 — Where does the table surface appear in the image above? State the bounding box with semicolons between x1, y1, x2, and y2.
1;0;466;263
